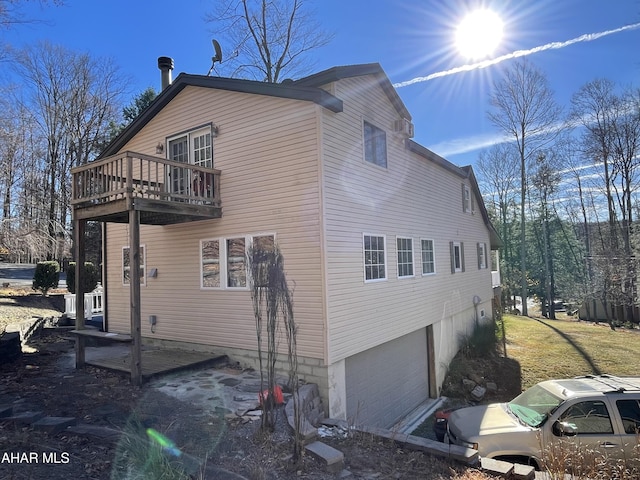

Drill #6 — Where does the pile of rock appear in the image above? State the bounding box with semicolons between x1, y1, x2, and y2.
461;373;498;402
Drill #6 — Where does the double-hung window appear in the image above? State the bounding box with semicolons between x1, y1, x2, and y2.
167;125;213;198
364;121;387;168
421;239;435;275
477;242;487;269
450;241;464;273
364;234;386;281
397;237;414;278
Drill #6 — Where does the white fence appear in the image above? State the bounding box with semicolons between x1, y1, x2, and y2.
64;283;104;320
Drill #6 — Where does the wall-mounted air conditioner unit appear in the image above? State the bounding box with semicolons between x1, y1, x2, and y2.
394;118;414;138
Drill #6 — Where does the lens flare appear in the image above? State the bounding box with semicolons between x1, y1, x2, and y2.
146;428;182;457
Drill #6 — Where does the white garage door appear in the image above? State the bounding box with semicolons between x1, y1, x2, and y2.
345;329;429;428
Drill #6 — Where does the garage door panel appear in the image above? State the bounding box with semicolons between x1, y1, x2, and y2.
345;329;429;428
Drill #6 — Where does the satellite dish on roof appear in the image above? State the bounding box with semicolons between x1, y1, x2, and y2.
207;39;223;76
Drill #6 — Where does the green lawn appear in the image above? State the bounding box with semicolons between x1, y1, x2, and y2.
413;316;640;440
502;314;640;389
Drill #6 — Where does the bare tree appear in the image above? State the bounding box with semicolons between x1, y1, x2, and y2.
0;0;63;28
12;42;125;260
206;0;332;82
247;240;302;461
570;80;640;325
488;60;562;316
477;143;519;311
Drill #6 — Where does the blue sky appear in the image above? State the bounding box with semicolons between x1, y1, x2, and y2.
4;0;640;168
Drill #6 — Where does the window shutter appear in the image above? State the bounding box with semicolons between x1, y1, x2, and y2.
461;184;466;212
450;241;455;273
477;243;482;269
471;189;475;213
460;242;465;272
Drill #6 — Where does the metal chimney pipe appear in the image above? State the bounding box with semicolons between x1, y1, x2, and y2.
158;56;174;90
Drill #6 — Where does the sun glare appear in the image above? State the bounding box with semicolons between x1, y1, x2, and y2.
456;9;503;59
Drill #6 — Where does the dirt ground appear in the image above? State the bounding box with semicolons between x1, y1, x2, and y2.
0;290;495;480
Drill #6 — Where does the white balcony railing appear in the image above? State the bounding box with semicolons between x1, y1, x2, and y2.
64;283;104;321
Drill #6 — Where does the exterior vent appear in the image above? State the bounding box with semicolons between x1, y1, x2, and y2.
394;118;414;138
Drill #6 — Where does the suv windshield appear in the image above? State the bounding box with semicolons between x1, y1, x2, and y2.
508;384;563;427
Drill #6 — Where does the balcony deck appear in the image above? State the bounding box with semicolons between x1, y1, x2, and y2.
71;151;222;225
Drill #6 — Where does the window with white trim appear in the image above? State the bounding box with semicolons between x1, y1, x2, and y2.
201;234;275;289
364;121;387;168
122;245;146;286
421;239;435;275
396;237;414;278
491;250;499;271
168;126;213;167
364;234;386;281
462;184;473;213
477;242;487;269
450;241;464;273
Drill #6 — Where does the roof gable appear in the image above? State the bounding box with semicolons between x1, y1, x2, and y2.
294;63;411;121
100;73;343;158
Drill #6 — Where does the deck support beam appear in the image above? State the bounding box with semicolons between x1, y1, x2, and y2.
74;218;87;368
129;208;142;386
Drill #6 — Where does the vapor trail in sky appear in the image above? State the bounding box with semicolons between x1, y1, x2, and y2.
393;22;640;88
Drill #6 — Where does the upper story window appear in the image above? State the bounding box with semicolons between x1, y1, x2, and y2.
364;121;387;168
168;125;213;168
364;234;386;282
396;237;414;278
462;184;473;213
477;242;487;269
450;241;465;273
421;239;435;275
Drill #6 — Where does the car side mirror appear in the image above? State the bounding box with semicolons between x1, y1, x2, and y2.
553;421;577;437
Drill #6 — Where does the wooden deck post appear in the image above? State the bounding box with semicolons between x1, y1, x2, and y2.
129;208;142;386
74;218;86;368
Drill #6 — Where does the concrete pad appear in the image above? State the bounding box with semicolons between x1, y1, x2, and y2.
32;416;77;434
305;441;345;473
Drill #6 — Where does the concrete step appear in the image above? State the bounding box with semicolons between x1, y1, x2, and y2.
305;440;345;473
481;458;535;480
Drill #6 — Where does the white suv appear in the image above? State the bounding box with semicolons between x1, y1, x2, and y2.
446;375;640;470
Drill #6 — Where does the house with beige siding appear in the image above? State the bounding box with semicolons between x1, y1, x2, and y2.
70;61;500;429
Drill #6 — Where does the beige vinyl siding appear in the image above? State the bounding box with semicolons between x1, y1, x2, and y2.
320;75;493;365
105;87;326;361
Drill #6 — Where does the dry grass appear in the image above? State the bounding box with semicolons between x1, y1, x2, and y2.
503;314;640;389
